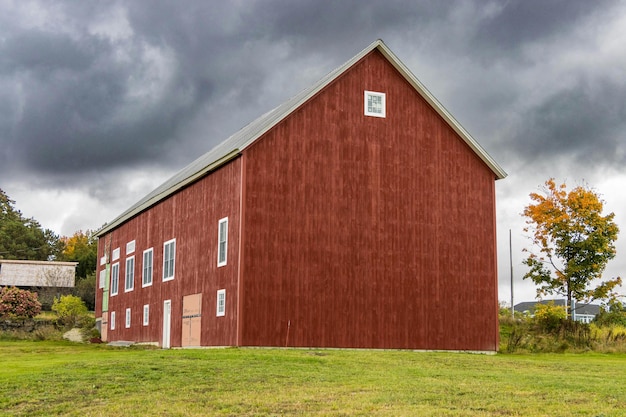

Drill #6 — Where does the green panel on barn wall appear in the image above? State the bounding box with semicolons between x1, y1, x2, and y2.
102;264;110;312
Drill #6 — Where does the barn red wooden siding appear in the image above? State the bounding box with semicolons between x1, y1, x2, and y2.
96;159;241;347
96;46;501;351
239;50;499;350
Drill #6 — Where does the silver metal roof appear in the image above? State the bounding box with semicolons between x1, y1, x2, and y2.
97;39;506;237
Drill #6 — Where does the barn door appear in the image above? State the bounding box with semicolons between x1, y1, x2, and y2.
182;293;202;347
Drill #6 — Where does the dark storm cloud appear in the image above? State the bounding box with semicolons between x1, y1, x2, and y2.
239;0;448;54
1;0;625;188
2;30;95;73
0;0;450;184
511;80;626;168
0;23;202;176
472;0;615;53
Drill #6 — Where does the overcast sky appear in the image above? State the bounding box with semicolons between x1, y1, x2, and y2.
1;0;624;304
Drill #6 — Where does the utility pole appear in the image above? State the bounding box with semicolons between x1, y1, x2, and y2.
510;229;514;317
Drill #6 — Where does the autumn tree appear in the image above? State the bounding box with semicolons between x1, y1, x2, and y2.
58;230;97;279
56;230;98;310
522;179;622;319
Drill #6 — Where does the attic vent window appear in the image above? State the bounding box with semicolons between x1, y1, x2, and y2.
364;91;386;118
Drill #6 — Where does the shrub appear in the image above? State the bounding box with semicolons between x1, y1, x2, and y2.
532;302;566;333
52;295;88;327
84;326;101;343
590;323;626;352
0;287;42;319
73;273;96;311
594;303;626;327
499;306;594;353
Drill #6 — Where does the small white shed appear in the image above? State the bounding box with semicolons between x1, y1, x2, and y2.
0;260;77;288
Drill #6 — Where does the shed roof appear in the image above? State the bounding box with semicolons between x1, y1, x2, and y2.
0;259;78;267
97;39;506;237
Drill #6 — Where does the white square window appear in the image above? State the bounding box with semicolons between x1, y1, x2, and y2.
216;289;226;317
143;304;149;326
100;256;106;266
112;247;120;261
125;308;131;328
163;239;176;281
217;217;228;267
142;248;153;287
126;240;136;255
364;91;386;118
125;256;135;292
110;311;116;330
110;263;120;296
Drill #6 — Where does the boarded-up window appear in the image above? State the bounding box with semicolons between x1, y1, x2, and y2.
182;294;202;347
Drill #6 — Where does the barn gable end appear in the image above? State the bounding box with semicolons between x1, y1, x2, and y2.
239;49;500;350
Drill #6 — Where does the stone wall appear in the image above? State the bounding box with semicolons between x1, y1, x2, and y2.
0;319;56;332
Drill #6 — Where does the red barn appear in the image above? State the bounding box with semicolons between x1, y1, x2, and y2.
95;40;506;351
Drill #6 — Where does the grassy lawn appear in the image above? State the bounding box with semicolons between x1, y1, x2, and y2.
1;341;625;416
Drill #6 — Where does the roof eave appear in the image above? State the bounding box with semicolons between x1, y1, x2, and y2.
96;149;241;237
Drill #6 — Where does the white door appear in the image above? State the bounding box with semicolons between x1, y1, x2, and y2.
162;299;172;349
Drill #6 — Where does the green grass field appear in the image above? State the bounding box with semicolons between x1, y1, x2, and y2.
1;341;624;416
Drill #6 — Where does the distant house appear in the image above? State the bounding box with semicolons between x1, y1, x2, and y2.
95;39;506;351
514;300;600;324
0;259;77;288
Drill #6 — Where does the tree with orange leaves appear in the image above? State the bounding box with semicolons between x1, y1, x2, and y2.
523;179;622;319
59;230;97;279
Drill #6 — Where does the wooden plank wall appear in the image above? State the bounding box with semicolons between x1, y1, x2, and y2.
96;158;241;347
240;50;499;351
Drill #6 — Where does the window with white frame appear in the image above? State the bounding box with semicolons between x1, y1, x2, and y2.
163;239;176;281
143;304;149;326
364;90;386;118
217;217;228;267
125;256;135;292
112;247;120;261
110;311;116;330
111;263;120;296
126;240;136;255
125;308;131;328
216;289;226;317
142;248;153;287
99;269;106;289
